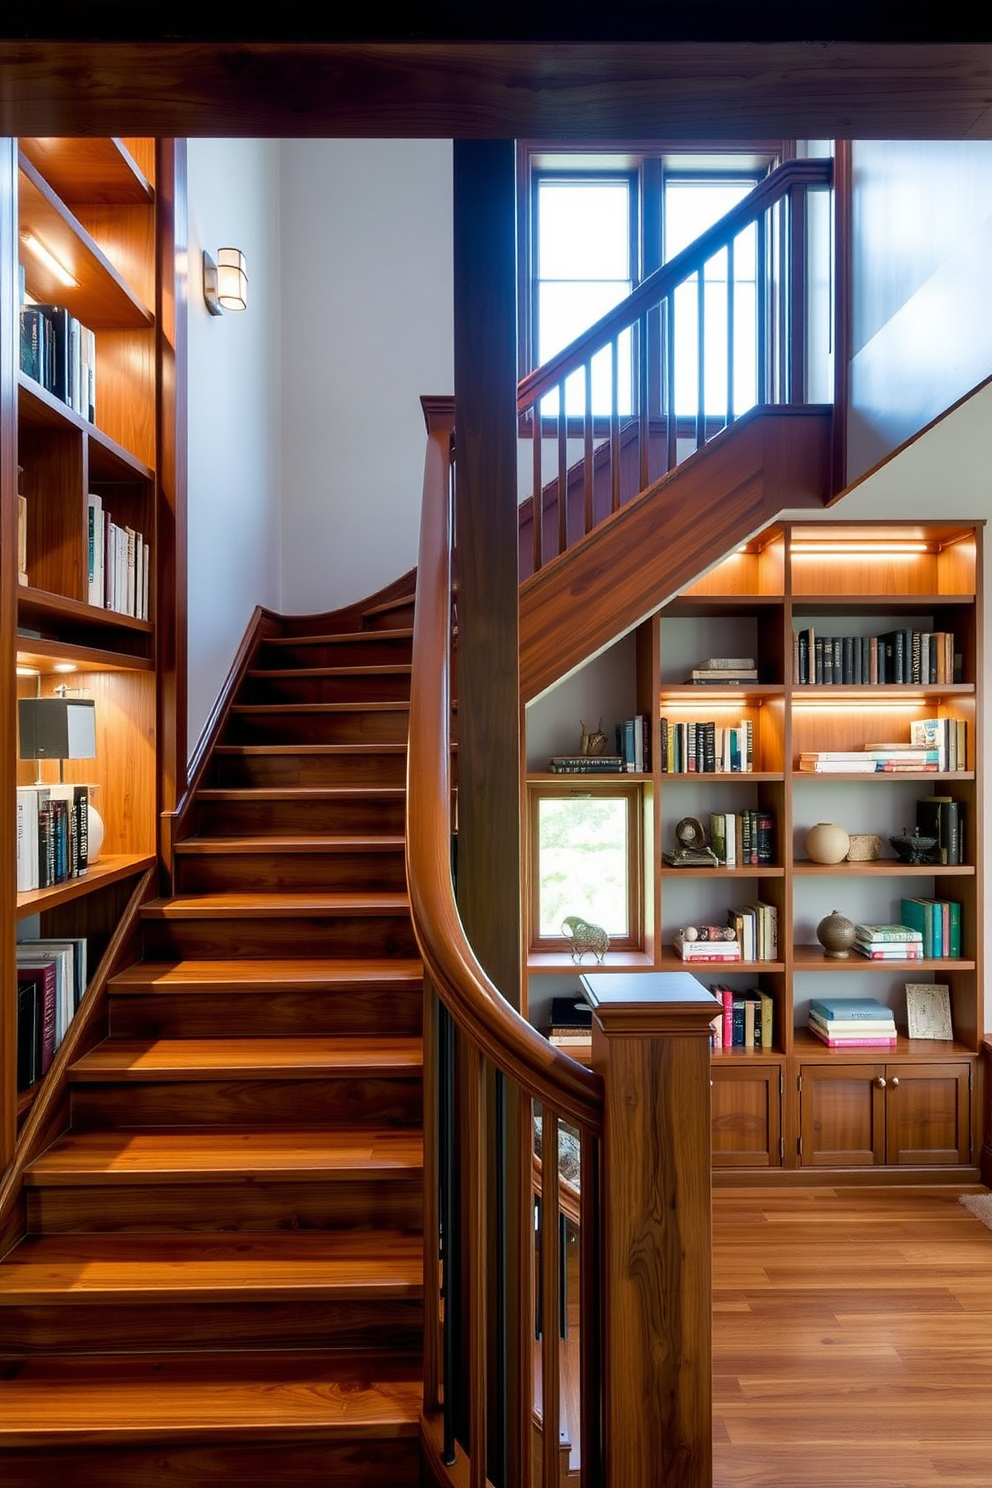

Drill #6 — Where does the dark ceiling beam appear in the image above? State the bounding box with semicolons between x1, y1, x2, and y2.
2;42;992;139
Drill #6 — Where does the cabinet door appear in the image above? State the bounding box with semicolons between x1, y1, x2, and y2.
712;1064;782;1167
884;1061;971;1166
799;1064;886;1166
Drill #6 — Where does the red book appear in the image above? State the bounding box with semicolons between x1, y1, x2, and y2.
14;958;57;1074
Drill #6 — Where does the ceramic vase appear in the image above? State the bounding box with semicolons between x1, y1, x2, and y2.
816;909;856;959
805;821;850;865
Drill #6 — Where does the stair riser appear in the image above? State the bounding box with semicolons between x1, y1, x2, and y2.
139;916;419;960
258;636;412;668
108;989;423;1040
0;1298;423;1357
69;1077;423;1130
194;797;407;836
173;852;407;895
243;674;411;705
223;711;410;747
28;1179;424;1236
0;1438;419;1487
210;752;408;788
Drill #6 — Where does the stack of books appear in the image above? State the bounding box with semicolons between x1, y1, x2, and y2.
545;995;593;1057
688;656;758;685
798;747;941;773
852;923;924;960
808;996;897;1048
548;754;625;774
673;927;741;962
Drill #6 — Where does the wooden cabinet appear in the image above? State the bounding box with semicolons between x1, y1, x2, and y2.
711;1063;782;1168
799;1060;972;1167
526;519;984;1181
2;136;181;1153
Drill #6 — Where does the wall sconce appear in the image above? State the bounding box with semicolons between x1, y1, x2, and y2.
203;248;248;315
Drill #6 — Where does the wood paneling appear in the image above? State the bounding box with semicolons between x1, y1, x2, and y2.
3;42;992;139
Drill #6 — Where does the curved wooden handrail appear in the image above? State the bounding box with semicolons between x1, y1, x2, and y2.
406;397;603;1135
517;156;833;411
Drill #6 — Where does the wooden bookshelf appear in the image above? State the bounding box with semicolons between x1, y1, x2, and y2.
526;519;984;1181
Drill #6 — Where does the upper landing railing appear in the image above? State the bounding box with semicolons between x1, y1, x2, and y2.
517;157;835;577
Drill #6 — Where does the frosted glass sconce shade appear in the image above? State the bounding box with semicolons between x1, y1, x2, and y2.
203;248;248;314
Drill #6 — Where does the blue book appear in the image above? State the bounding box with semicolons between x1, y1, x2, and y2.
809;996;893;1023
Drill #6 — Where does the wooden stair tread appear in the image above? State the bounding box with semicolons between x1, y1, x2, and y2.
230;701;410;714
0;1232;422;1302
71;1036;423;1079
108;958;423;992
174;835;406;854
140;891;410;918
247;666;412;679
264;629;413;646
25;1128;424;1183
0;1352;422;1443
213;743;408;756
195;787;406;800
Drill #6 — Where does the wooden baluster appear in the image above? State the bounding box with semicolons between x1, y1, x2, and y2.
532;399;543;576
583;361;594;537
466;1040;487;1488
638;312;650;493
789;181;807;403
579;1125;603;1488
423;979;442;1415
557;391;568;558
610;341;621;515
726;236;736;426
540;1108;562;1488
696;265;706;452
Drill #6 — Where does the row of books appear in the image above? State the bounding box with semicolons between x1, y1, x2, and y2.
616;715;650;772
793;628;959;686
709;809;774;867
87;493;151;620
851;922;924;960
660;717;754;773
16;936;88;1090
673;901;779;963
917;794;964;866
808;995;896;1048
16;784;91;892
900;897;962;959
709;985;774;1051
20;301;96;423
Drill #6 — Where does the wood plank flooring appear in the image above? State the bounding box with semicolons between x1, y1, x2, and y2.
713;1185;992;1488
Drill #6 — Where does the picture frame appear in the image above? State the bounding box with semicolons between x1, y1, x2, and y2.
905;982;953;1040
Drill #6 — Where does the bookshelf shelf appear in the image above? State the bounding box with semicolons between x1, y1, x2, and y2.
526;517;984;1180
15;853;155;918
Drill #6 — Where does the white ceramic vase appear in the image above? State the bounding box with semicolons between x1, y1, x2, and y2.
805;821;850;865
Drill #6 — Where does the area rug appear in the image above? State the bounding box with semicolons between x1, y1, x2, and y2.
959;1192;992;1230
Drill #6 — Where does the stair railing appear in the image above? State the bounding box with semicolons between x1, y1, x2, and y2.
518;157;834;578
409;398;718;1488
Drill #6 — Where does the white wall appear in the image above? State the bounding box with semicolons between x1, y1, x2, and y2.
186;139;283;754
277;140;453;616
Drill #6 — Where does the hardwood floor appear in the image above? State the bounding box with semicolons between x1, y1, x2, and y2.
713;1185;992;1488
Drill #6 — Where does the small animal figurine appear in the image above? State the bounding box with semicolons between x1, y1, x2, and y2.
579;718;609;757
560;915;611;963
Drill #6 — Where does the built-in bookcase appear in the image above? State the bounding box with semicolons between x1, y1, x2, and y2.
526;519;984;1178
3;136;179;1140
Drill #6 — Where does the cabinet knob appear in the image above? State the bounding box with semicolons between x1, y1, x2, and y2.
875;1076;887;1088
889;1075;899;1088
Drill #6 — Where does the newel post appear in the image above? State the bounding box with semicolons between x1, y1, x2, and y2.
581;971;719;1488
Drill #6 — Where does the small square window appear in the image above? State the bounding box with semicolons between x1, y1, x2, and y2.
528;782;644;954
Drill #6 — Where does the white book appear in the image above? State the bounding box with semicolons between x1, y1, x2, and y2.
16;786;47;892
141;539;151;620
87;493;104;607
126;526;137;616
17;940;73;1047
724;811;736;869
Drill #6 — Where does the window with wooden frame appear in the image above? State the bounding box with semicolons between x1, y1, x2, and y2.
518;141;792;419
527;781;644;955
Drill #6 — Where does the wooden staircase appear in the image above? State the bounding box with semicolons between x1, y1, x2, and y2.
0;599;425;1484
